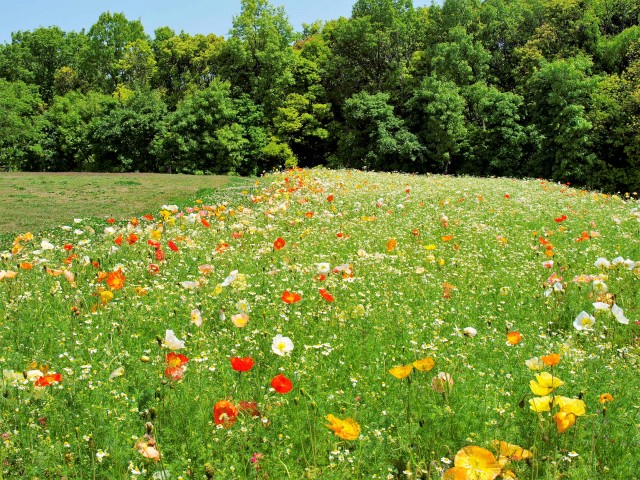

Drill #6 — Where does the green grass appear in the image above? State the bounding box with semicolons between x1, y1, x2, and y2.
0;172;231;235
0;168;639;479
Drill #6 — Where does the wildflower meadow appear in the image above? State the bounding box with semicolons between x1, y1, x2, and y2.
1;168;639;479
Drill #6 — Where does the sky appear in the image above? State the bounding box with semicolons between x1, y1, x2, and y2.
0;0;429;44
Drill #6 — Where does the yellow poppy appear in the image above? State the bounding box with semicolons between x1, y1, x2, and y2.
492;440;532;463
388;365;413;379
555;397;586;416
529;372;564;396
325;414;360;440
454;446;502;480
553;411;576;433
412;357;435;372
529;396;553;412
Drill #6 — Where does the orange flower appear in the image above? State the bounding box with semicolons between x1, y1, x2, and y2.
165;352;189;380
271;374;293;394
35;372;62;387
386;238;397;252
273;237;286;250
575;231;590;242
506;331;522;345
441;235;454;242
598;393;614;403
325;414;360;440
412;357;435;372
318;288;334;302
20;262;33;270
106;269;125;290
282;290;302;304
230;357;255;372
541;353;560;367
127;233;138;245
213;400;238;428
215;243;230;253
450;446;502;480
114;235;123;246
553;411;576;433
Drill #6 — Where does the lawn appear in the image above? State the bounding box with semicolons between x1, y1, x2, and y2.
0;168;639;479
0;172;232;235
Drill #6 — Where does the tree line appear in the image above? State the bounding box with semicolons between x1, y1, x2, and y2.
1;0;640;193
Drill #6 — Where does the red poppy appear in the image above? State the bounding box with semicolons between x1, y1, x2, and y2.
213;400;238;427
168;240;179;252
106;217;116;224
273;237;286;250
282;291;302;304
143;214;154;221
201;218;211;228
554;214;568;223
63;244;73;251
155;248;165;261
148;264;160;275
327;194;334;202
127;233;138;245
412;229;419;237
165;352;189;380
504;193;511;198
305;211;314;218
238;400;260;417
35;372;62;387
230;357;255;372
232;231;243;239
114;235;123;246
271;374;293;394
148;240;161;248
216;243;230;253
106;269;125;290
319;288;334;302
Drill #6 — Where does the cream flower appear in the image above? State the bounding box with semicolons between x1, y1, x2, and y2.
271;334;294;356
573;311;595;331
164;329;185;350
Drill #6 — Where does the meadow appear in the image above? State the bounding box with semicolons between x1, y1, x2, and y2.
0;168;639;480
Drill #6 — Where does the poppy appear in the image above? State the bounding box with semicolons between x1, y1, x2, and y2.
106;269;125;291
325;414;360;440
271;334;294;356
386;238;397;252
231;313;249;328
432;372;454;393
215;243;230;253
155;248;165;261
19;262;33;270
555;396;586;416
305;211;314;218
271;374;293;394
575;231;590;242
148;264;160;275
541;353;560;367
412;357;435;372
506;331;522;345
452;446;502;480
168;240;179;252
143;214;154;221
114;235;123;246
106;217;116;224
492;440;532;462
553;411;576;433
441;235;454;242
213;400;238;427
273;237;286;250
63;243;73;251
388;365;413;379
282;291;302;304
599;393;614;403
238;400;260;417
530;372;564;396
318;288;334;302
554;214;568;223
127;233;138;245
326;194;334;202
201;218;211;228
230;357;255;372
165;352;189;380
35;372;62;387
529;395;553;412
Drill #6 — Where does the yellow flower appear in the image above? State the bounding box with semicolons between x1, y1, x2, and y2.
529;396;553;412
388;365;413;379
555;397;586;416
412;357;435;372
325;414;360;440
525;357;544;371
452;445;502;480
553;411;576;433
529;372;564;396
492;440;532;463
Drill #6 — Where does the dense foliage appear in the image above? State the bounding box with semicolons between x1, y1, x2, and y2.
2;0;640;192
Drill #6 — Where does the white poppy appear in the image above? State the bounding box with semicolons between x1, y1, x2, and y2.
272;334;294;356
164;329;185;350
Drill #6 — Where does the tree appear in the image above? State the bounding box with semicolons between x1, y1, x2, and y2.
406;76;467;173
333;91;422;171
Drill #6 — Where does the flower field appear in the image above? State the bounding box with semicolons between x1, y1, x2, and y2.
1;168;639;479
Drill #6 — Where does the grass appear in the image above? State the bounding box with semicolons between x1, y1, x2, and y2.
0;172;232;235
0;168;639;479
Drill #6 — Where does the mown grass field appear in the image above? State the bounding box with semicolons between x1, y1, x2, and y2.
0;168;639;480
0;173;230;235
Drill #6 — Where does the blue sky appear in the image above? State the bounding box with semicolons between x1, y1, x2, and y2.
1;0;432;44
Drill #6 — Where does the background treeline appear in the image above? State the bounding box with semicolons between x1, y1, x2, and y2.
2;0;640;192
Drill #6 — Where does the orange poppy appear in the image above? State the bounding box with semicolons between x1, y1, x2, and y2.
318;288;334;302
148;263;160;275
271;374;293;394
452;446;502;480
386;238;397;252
442;235;454;242
114;235;123;246
165;352;189;380
106;217;116;224
106;269;126;290
35;372;62;387
598;393;614;403
282;291;302;304
213;400;238;428
230;357;255;372
541;353;560;367
553;411;576;433
20;262;33;270
127;233;138;245
575;231;590;242
326;194;334;202
506;331;522;345
215;243;230;253
325;414;360;440
274;237;286;250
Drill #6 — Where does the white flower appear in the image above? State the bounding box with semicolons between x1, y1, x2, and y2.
525;357;544;371
61;225;72;231
180;281;200;289
594;257;611;269
592;279;608;294
221;270;238;287
96;449;109;462
573;311;595;331
592;302;611;311
190;308;203;327
73;229;84;235
542;260;554;268
463;327;477;338
236;299;250;313
316;263;331;275
611;304;629;325
611;256;625;266
41;240;55;250
164;330;185;350
104;227;116;235
161;204;179;212
109;367;125;380
623;259;636;270
272;334;294;356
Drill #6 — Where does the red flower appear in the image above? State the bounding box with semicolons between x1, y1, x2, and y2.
327;194;334;202
35;373;62;387
282;291;302;304
106;217;116;224
114;235;123;246
319;288;334;302
106;269;125;290
143;214;154;221
554;214;568;223
168;240;179;252
148;240;161;248
230;357;255;372
165;352;189;380
127;233;138;245
63;244;73;251
216;243;230;253
273;237;286;250
412;229;419;237
305;211;314;218
148;263;160;275
155;248;165;261
213;400;238;427
201;218;211;228
271;374;293;394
